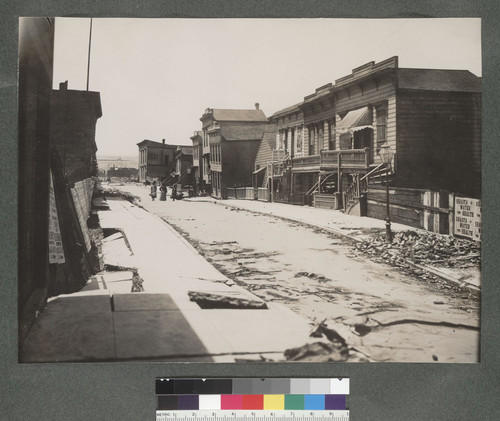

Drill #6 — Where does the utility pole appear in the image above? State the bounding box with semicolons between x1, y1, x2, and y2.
86;18;93;91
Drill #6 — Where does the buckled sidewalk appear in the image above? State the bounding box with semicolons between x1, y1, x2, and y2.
21;198;313;363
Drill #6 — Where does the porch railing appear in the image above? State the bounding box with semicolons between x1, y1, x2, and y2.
291;154;320;169
320;148;370;168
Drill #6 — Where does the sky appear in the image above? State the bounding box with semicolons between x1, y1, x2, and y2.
52;18;481;157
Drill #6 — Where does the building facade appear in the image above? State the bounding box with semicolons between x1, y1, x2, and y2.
264;56;481;215
173;145;194;188
200;104;273;199
137;139;178;183
190;131;204;194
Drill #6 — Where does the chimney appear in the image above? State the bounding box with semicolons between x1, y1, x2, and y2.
162;139;165;145
59;81;68;91
255;103;260;110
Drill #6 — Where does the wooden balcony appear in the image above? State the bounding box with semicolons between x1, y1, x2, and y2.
291;154;320;172
290;149;370;173
320;148;370;171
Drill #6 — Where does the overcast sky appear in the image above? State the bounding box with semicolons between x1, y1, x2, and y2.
52;18;481;157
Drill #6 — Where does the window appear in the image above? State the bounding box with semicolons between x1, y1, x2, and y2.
328;122;336;150
309;127;315;155
164;155;169;165
296;127;303;152
317;123;324;151
376;103;387;148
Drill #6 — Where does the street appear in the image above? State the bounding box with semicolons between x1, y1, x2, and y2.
116;184;480;363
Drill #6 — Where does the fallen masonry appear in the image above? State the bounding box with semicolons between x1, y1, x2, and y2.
355;230;480;269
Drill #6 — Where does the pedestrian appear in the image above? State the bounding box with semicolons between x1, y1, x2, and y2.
171;184;177;201
150;180;157;201
160;183;167;201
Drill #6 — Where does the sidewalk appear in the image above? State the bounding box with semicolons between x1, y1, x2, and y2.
21;198;313;363
186;196;480;290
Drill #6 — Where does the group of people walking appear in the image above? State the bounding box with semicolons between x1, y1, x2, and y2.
149;180;179;201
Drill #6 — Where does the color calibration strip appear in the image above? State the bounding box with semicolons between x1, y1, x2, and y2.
156;378;349;411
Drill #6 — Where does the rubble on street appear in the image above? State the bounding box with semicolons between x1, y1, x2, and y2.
355;230;480;269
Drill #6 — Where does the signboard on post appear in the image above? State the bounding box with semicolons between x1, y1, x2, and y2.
454;197;481;241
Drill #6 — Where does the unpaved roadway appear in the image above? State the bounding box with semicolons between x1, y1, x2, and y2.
114;184;480;363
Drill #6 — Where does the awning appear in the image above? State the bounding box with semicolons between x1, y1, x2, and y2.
337;107;372;132
252;166;266;175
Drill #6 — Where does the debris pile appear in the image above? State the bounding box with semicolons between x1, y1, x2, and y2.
354;230;480;269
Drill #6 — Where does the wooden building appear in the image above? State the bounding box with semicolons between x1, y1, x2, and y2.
268;104;304;203
200;104;273;199
137;139;178;183
265;56;481;217
173;145;194;188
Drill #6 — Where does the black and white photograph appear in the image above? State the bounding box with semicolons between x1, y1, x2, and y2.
18;17;481;364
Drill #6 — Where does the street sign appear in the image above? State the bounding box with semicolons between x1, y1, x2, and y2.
454;197;481;241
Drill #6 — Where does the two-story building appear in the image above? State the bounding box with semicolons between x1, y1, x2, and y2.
265;56;481;217
200;104;273;199
137;139;178;183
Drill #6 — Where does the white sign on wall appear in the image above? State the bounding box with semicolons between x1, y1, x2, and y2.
454;197;481;241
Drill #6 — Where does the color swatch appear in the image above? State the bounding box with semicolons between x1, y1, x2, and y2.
156;378;349;411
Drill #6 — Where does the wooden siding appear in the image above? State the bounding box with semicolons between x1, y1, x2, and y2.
335;76;396;113
303;102;336;125
334;76;397;165
254;137;273;170
395;90;481;198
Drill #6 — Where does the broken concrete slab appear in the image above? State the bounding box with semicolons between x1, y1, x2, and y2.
92;197;110;210
188;291;267;309
113;293;179;311
103;232;124;242
80;276;107;292
21;295;115;363
99;271;134;283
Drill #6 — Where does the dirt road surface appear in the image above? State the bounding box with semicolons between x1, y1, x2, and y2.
113;184;480;363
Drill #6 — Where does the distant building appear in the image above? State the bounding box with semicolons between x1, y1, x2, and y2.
173;145;194;188
190;131;203;194
200;104;274;199
97;156;139;172
137;139;178;183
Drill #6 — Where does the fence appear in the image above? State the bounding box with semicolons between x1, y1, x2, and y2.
228;187;255;200
257;187;269;202
366;186;455;235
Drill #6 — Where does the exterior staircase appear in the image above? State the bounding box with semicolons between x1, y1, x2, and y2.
343;163;391;215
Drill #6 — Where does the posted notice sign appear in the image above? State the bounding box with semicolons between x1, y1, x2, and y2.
454;197;481;241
